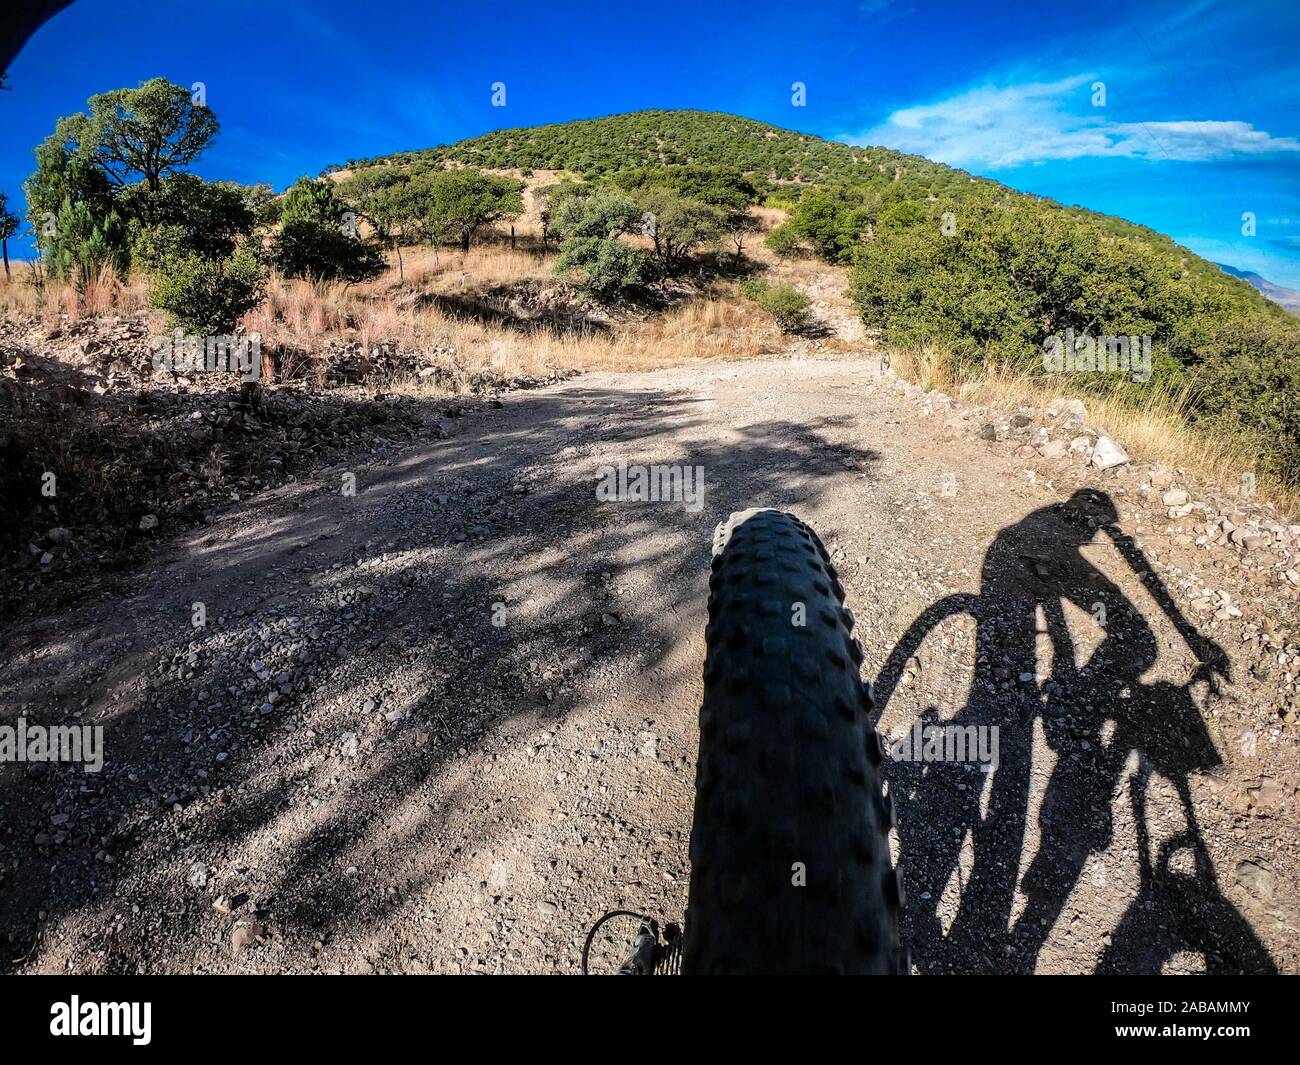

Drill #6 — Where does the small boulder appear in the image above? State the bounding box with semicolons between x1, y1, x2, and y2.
1091;435;1129;469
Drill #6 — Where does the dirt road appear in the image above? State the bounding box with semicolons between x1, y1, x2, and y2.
1;354;1295;974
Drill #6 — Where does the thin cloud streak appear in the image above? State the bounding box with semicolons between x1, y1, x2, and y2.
841;74;1300;168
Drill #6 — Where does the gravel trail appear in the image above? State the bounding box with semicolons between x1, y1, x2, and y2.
1;352;1295;974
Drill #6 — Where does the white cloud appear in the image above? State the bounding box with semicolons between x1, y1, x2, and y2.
844;74;1300;169
1120;120;1300;161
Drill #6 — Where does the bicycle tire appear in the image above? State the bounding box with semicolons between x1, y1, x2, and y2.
682;508;905;974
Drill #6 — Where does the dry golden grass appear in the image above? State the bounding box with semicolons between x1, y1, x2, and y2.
750;205;790;231
374;292;780;392
0;261;150;324
393;244;551;291
231;242;783;389
2;239;781;392
889;341;1299;512
554;293;777;370
0;195;784;381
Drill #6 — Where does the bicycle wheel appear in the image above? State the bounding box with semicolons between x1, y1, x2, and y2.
682;508;905;974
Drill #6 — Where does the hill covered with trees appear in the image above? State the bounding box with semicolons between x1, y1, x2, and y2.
349;109;957;186
350;110;1299;483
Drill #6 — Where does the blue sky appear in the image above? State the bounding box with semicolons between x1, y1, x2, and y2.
3;0;1298;285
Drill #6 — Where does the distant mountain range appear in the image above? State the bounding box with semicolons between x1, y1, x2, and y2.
1216;263;1300;313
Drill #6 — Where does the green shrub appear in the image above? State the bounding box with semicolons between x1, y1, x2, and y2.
270;219;386;282
848;198;1181;367
123;174;256;266
764;196;799;212
1184;317;1300;483
609;165;761;212
0;193;17;277
847;196;1300;485
740;277;812;333
764;224;799;258
44;196;129;286
266;177;387;281
550;187;661;299
150;247;266;334
279;177;348;228
777;184;870;262
555;236;660;301
632;187;725;274
551;187;643;240
416;168;524;251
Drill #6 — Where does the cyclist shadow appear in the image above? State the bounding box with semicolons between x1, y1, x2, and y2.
873;489;1276;974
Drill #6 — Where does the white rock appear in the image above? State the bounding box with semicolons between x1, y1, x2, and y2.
1162;488;1190;507
1091;435;1129;469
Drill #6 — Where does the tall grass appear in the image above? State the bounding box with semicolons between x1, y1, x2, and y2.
238;241;784;385
0;261;150;324
4;243;780;389
889;341;1298;512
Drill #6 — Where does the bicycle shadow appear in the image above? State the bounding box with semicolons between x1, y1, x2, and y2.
873;488;1276;974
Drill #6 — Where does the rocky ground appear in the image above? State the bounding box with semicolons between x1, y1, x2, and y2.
0;292;1296;975
0;312;572;621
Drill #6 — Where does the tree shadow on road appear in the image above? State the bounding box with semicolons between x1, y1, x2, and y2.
0;381;879;972
874;488;1276;974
